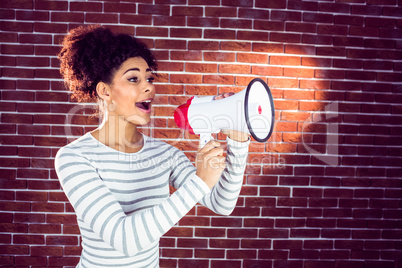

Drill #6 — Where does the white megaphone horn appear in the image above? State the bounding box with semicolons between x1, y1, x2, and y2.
174;78;275;147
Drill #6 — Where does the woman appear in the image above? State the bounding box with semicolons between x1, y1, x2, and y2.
55;25;250;268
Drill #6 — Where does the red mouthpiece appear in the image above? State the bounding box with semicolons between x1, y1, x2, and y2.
174;97;195;134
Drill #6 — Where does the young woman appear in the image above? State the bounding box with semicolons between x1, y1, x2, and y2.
55;25;250;268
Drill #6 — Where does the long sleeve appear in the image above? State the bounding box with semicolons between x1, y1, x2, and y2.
170;137;249;215
55;146;210;257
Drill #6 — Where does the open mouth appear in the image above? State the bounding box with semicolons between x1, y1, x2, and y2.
135;99;152;113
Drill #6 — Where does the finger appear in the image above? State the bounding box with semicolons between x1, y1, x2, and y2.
220;129;230;135
203;146;224;159
206;155;226;169
224;92;234;98
213;94;224;100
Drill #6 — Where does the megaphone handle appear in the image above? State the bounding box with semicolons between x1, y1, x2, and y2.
199;133;213;148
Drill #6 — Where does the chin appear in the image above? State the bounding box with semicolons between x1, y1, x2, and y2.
125;114;151;126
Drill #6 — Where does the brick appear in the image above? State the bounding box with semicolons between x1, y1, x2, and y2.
274;240;303;249
171;50;202;61
238;30;269;41
289;0;318;10
244;218;274;228
30;224;61;234
187;17;219;27
271;32;301;43
178;217;209;227
34;22;67;33
31;246;63;256
304;240;333;250
162;248;192;258
1;0;33;8
154;15;185;26
170;74;202;84
35;0;68;10
302;34;333;45
259;250;289;259
46;235;78;246
244;197;275;207
352;4;382;15
159;258;176;267
204;52;236;62
171;28;202;38
27;180;60;190
118;14;151;25
16;10;49;21
172;6;203;16
195;227;225;238
221;18;252;29
270;55;301;66
315;69;345;79
185;62;217;73
69;1;101;12
380;28;402;39
256;0;286;9
48;256;80;266
0;21;33;32
303;12;332;23
0;9;15;20
290;249;320;259
272;10;301;21
222;0;253;7
230;207;260;217
227;249;257;259
203;75;234;85
240;9;270;20
1;112;34;124
85;13;118;23
205;29;236;40
195;249;225;259
104;2;136;13
238;53;268;64
221;41;251;52
286;22;317;33
177;238;208;248
321;250;350;259
15;256;47;266
205;7;236;17
188;40;219;51
155;39;186;50
136;27;168;37
0;245;29;255
218;64;250;75
1;44;34;55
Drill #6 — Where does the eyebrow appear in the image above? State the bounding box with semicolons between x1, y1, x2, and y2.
123;68;152;75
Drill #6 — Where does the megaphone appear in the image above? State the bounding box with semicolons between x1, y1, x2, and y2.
174;78;275;146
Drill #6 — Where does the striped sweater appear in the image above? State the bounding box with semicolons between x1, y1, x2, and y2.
55;132;249;268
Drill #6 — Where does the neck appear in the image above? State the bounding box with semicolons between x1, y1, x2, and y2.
93;112;143;153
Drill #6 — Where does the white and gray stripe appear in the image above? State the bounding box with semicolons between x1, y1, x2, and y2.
55;132;249;267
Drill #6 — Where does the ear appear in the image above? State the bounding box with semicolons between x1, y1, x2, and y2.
96;82;111;101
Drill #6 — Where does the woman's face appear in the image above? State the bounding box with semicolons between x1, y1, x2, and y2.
105;57;155;125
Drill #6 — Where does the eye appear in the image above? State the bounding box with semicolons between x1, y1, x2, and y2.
128;77;139;83
147;77;155;83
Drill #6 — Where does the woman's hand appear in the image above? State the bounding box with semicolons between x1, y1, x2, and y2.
213;92;234;100
196;140;226;189
214;92;250;142
220;129;249;142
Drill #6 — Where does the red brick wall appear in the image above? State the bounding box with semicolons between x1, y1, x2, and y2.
1;0;402;267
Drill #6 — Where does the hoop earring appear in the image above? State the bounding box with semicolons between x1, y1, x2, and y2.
108;102;117;112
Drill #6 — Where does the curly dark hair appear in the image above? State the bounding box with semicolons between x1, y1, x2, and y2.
58;25;157;102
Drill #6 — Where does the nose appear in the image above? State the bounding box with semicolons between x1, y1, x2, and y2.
144;81;155;94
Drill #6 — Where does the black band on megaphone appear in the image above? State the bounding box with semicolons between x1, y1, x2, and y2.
244;78;275;142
